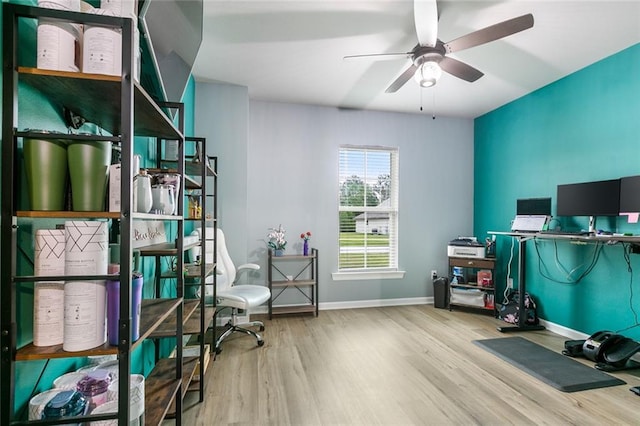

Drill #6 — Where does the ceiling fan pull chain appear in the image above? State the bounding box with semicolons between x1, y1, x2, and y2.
432;89;436;120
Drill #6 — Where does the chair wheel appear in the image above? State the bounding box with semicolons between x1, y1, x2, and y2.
257;340;264;347
215;346;222;354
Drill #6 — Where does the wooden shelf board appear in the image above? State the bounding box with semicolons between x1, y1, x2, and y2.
160;160;216;177
164;356;200;418
15;298;181;360
271;305;317;315
183;305;216;335
16;341;117;361
162;263;215;280
16;211;120;219
271;254;317;260
271;279;316;287
138;243;177;257
138;298;183;342
138;240;200;257
132;212;182;221
148;299;199;338
18;67;181;139
144;357;194;426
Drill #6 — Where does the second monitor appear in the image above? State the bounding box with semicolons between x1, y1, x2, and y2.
556;178;621;233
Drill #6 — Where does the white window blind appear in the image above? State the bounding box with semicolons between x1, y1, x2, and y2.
338;146;399;271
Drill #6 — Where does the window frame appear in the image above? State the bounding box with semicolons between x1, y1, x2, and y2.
334;145;403;280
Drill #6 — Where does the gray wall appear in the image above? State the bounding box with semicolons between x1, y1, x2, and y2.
196;81;475;307
195;82;249;263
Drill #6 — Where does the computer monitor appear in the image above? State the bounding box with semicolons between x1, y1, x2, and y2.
620;175;640;213
556;179;621;232
517;197;551;216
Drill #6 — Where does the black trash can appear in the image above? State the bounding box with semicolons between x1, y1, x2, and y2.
433;276;449;309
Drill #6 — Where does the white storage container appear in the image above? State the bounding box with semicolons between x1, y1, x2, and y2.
450;288;485;307
37;21;81;72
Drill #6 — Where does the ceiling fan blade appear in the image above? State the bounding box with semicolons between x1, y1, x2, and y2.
414;0;438;47
444;13;534;53
385;64;418;93
439;56;484;82
343;52;412;61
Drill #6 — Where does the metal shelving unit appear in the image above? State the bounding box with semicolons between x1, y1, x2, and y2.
149;137;218;404
268;249;319;318
0;4;187;425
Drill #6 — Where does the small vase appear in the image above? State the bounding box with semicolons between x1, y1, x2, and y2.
274;249;284;257
303;240;309;256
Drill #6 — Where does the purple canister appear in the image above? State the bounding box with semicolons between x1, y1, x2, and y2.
106;272;143;346
76;369;110;411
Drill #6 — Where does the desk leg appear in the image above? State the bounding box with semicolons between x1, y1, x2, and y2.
498;237;545;333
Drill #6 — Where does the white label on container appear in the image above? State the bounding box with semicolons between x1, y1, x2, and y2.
37;23;79;72
65;221;108;275
34;282;65;346
63;281;107;351
83;27;122;76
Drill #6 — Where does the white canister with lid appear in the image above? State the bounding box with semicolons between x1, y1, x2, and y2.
38;0;80;10
133;171;153;213
82;8;121;76
151;184;175;215
37;20;81;72
100;0;137;20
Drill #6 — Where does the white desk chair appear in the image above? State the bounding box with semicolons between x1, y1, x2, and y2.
214;228;270;353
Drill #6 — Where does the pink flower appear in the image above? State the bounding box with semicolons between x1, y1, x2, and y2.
300;231;312;241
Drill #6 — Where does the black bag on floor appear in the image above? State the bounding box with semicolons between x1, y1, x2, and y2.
499;290;539;325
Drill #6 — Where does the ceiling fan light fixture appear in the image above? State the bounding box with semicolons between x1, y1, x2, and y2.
414;60;442;88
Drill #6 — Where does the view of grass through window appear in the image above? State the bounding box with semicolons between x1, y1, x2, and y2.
339;147;398;270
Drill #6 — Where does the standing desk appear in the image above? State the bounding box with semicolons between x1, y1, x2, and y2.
489;231;640;332
489;231;546;332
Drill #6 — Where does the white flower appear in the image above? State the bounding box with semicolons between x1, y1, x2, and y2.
267;224;287;250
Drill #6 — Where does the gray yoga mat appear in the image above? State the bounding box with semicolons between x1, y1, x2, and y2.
474;336;626;392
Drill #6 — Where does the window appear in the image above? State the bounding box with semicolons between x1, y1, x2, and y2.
338;146;399;272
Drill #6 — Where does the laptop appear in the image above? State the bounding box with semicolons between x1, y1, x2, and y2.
511;198;551;232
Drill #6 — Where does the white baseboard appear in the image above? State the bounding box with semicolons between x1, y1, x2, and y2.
256;296;588;341
322;297;592;340
318;297;431;311
539;319;589;340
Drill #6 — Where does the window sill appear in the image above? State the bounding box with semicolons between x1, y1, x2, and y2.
332;270;406;281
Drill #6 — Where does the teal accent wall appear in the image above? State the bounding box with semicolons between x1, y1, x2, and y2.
474;43;640;338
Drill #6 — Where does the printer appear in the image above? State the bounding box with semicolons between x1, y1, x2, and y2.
447;237;486;258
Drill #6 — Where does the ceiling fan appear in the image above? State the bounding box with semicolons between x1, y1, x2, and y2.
345;0;534;92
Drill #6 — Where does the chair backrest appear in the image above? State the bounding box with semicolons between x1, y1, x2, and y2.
216;228;236;291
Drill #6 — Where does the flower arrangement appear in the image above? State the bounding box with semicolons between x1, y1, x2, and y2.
300;231;312;241
267;224;287;251
300;231;312;256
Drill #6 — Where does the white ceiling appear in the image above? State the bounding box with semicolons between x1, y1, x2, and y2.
192;1;640;119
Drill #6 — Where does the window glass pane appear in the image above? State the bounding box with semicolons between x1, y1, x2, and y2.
365;151;391;207
339;147;397;272
338;213;392;269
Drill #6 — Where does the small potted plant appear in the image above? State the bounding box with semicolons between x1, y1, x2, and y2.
267;224;287;256
300;231;311;256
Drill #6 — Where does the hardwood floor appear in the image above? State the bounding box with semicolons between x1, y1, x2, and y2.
173;306;640;425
